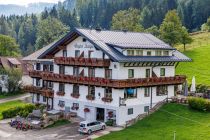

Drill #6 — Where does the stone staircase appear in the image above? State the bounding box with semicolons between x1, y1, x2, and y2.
125;98;167;127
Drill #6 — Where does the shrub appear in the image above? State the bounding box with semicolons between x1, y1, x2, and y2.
188;97;209;111
106;119;114;126
2;104;36;119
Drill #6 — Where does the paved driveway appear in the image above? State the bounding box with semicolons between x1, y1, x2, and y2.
0;121;87;140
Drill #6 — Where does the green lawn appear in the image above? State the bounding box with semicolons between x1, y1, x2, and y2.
0;100;27;119
176;32;210;86
97;103;210;140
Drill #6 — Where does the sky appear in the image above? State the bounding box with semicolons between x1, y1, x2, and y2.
0;0;64;5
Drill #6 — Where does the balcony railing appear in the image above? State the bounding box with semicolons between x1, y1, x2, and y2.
29;71;186;88
24;85;54;98
54;57;110;67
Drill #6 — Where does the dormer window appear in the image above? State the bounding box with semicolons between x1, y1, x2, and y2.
163;51;169;56
127;50;134;56
155;50;162;56
136;50;143;56
147;51;152;56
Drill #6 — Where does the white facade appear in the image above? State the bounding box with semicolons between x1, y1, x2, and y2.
29;35;182;126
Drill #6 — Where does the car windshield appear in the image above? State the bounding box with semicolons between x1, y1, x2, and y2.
80;123;85;127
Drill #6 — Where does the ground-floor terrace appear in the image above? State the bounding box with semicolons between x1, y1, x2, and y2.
28;84;180;126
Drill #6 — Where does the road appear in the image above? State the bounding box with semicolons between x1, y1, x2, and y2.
0;93;31;104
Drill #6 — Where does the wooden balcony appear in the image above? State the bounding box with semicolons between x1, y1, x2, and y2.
29;70;42;78
54;57;110;67
23;86;54;98
29;70;186;88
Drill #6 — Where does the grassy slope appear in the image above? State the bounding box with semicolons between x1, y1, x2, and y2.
97;103;210;140
0;100;27;119
176;32;210;86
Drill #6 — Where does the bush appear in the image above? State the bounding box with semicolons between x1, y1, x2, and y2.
2;104;36;119
188;97;210;111
106;119;114;126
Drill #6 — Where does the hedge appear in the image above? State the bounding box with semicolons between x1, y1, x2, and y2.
2;104;36;119
188;97;210;112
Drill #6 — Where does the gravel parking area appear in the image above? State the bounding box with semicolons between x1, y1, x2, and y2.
0;120;87;140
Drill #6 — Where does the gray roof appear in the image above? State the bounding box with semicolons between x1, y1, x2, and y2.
77;28;174;50
31;28;191;63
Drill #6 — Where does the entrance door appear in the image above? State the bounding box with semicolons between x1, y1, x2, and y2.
96;108;105;121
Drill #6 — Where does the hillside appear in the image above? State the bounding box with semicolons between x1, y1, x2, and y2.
176;32;210;86
0;3;55;16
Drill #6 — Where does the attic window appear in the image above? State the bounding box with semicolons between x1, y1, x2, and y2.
83;38;87;42
127;50;135;56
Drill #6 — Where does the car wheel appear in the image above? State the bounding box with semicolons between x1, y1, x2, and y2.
102;125;106;130
88;129;92;135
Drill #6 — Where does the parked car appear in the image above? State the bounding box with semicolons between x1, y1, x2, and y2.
78;121;106;135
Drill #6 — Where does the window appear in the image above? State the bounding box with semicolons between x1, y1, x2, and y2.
105;69;112;79
36;78;41;87
147;51;152;56
83;38;87;42
58;100;65;107
43;64;49;71
144;106;149;112
155;50;162;56
50;65;54;72
36;63;41;70
88;50;93;58
127;50;135;56
72;103;79;110
63;50;67;57
124;88;137;98
144;87;150;97
136;50;143;56
75;50;80;57
105;87;112;98
146;69;150;78
36;94;40;101
59;83;65;92
43;96;46;102
157;86;167;96
48;81;53;88
73;84;79;94
59;65;65;74
88;86;95;97
160;68;165;76
88;68;95;77
128;69;134;78
73;67;79;76
128;108;133;115
163;51;169;56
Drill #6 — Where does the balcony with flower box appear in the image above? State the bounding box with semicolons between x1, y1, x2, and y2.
56;91;65;96
23;85;54;98
29;70;186;88
54;57;110;67
71;93;80;99
102;97;113;103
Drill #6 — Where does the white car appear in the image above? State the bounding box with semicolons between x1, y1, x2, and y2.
78;121;106;135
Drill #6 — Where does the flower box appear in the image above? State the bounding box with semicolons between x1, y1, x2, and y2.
86;95;95;101
56;91;65;96
84;108;90;112
102;97;113;103
71;93;80;99
71;106;79;110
